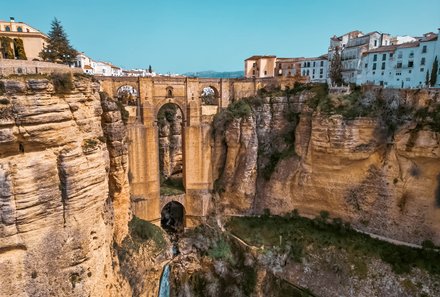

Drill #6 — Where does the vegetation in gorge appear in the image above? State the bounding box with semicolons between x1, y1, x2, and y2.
172;223;313;297
226;213;440;275
118;216;166;256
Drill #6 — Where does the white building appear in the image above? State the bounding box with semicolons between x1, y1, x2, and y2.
74;53;94;74
358;31;440;88
300;55;328;83
329;31;392;83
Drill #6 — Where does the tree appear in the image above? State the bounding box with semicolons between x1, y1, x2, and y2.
425;70;430;87
330;46;343;86
430;56;438;87
13;38;27;60
148;65;153;73
39;18;77;64
0;37;14;59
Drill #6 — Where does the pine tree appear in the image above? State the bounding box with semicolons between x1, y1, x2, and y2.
425;70;430;87
430;56;438;87
330;46;343;86
148;65;153;73
13;38;27;60
40;18;77;64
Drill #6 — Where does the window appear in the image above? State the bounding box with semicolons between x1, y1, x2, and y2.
390;53;394;58
409;51;414;58
5;26;10;31
307;62;311;67
382;54;386;61
252;70;255;75
312;69;315;74
365;63;368;68
253;62;256;67
166;87;174;98
422;45;427;53
421;57;425;65
372;63;377;70
320;61;324;67
397;62;402;69
420;68;424;72
398;52;402;59
320;68;323;74
17;27;23;32
264;70;267;75
381;62;386;70
374;40;378;47
373;54;377;62
408;61;414;68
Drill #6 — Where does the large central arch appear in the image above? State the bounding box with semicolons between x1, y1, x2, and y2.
156;103;186;196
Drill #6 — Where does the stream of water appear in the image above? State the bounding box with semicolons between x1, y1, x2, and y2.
158;264;170;297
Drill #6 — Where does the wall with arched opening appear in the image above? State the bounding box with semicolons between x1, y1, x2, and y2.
156;103;186;197
161;201;185;233
200;85;220;105
116;85;138;105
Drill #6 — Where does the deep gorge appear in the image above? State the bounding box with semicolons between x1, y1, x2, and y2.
1;75;439;296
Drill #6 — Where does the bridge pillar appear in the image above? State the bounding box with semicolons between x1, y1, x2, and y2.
129;103;161;223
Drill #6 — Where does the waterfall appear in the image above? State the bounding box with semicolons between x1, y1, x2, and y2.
158;264;170;297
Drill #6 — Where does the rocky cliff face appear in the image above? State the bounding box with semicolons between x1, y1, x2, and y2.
213;88;440;245
0;76;131;296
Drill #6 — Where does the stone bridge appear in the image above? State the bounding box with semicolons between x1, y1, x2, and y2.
99;76;299;227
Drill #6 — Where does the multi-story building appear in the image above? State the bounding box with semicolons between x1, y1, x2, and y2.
300;55;329;83
244;55;277;78
275;57;303;77
329;31;392;83
0;17;48;60
358;31;440;88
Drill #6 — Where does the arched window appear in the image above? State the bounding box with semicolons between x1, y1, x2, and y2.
166;86;174;98
17;27;23;32
5;26;10;32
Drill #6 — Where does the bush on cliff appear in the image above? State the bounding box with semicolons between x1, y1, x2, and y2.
51;73;74;94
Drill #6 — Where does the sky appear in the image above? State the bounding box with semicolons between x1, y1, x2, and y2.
2;0;440;73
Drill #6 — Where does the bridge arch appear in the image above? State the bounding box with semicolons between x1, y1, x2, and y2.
156;102;186;199
200;85;220;106
161;201;185;233
116;85;139;105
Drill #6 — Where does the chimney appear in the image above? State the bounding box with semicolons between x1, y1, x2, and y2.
10;17;15;22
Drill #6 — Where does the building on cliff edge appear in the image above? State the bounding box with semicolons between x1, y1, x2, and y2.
0;17;48;61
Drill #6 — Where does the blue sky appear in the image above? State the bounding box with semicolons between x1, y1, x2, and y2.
2;0;440;73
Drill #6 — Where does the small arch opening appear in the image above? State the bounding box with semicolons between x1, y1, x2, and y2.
5;26;11;32
116;85;138;105
17;27;23;32
200;86;219;105
166;86;174;98
161;201;185;234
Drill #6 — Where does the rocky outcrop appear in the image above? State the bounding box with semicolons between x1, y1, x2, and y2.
214;89;440;245
0;76;131;296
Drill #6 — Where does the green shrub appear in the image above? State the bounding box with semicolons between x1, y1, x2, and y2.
208;238;234;262
51;73;74;94
129;216;166;249
82;138;98;151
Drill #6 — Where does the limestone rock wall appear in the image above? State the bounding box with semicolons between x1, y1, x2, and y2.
0;76;131;296
214;90;440;245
